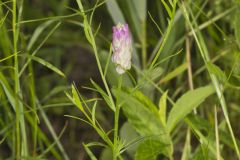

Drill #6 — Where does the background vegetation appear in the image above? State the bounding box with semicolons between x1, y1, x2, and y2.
0;0;240;159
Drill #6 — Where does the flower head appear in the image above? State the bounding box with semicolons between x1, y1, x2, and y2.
112;23;132;74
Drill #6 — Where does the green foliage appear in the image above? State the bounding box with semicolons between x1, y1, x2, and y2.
167;85;215;132
106;0;125;24
113;88;173;158
113;89;160;134
206;62;227;83
158;91;168;126
159;62;188;84
135;138;171;160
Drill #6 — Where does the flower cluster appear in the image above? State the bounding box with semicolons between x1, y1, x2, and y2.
112;23;132;74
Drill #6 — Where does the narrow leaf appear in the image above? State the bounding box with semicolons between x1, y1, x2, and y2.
206;62;227;82
72;85;84;112
159;91;168;126
92;101;97;125
27;20;55;51
132;0;146;22
29;55;65;77
161;0;172;18
167;85;215;132
159;63;188;84
91;79;115;111
83;143;97;160
106;0;125;24
135;138;172;160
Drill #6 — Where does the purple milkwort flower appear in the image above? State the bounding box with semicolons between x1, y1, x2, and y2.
112;23;132;74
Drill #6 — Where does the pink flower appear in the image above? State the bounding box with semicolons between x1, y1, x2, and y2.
112;23;132;74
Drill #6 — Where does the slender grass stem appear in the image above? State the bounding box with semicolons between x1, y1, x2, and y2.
38;101;69;160
215;106;221;160
181;22;194;160
12;0;20;157
186;35;194;91
12;0;27;159
141;21;147;69
12;0;28;158
27;62;38;156
181;128;191;160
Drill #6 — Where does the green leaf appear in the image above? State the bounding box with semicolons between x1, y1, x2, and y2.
106;0;125;24
206;62;227;82
120;122;140;157
83;18;92;43
91;79;115;111
0;73;15;109
120;91;163;135
132;0;146;22
71;85;84;112
167;85;215;132
135;138;172;160
132;90;159;115
29;55;65;77
100;147;112;160
124;0;141;40
113;89;173;157
113;89;163;135
143;67;164;81
159;63;188;84
161;0;172;18
19;22;61;76
139;67;163;100
83;143;97;160
159;91;168;126
91;101;97;125
27;20;55;51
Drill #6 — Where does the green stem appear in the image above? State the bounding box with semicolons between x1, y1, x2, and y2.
12;1;20;157
113;104;120;160
12;0;28;158
27;59;38;156
141;21;147;69
76;1;122;158
113;75;122;160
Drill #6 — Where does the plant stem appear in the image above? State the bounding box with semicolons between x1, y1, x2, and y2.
12;0;28;158
113;75;122;160
186;36;194;91
113;104;120;160
76;0;120;158
76;0;116;112
181;22;194;160
12;0;20;157
215;106;221;160
141;21;147;69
